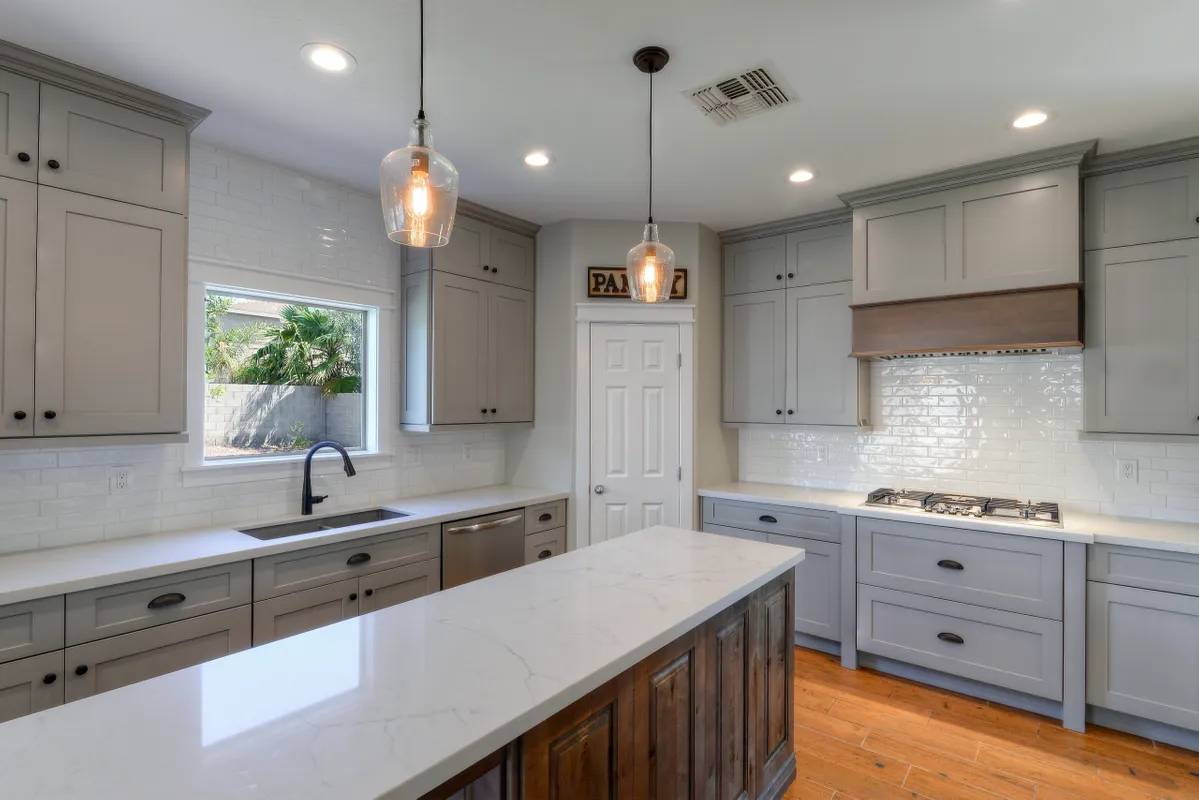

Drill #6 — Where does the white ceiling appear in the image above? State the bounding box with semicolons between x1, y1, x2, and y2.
3;0;1198;230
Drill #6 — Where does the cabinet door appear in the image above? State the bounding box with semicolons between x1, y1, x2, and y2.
1085;159;1199;250
38;86;187;214
0;176;36;437
521;672;636;799
35;188;185;435
359;559;440;614
786;223;850;287
767;534;840;642
705;595;754;800
0;650;64;724
0;71;38;182
487;283;534;422
251;578;359;645
852;198;951;304
1088;582;1199;731
488;227;535;290
1084;240;1199;434
785;282;860;426
723;236;786;295
65;606;250;701
722;290;785;423
436;215;490;280
432;271;489;424
632;628;706;800
754;571;795;799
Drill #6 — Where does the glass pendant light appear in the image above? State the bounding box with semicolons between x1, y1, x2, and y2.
626;46;675;304
380;0;459;248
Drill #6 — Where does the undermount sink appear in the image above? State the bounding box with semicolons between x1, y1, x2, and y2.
238;509;411;541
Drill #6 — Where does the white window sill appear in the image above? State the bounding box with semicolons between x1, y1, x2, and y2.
181;450;393;487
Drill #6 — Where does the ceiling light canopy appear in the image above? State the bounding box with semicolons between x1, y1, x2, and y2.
379;0;459;248
789;168;814;183
1012;109;1048;129
301;43;356;74
524;151;550;167
626;46;676;305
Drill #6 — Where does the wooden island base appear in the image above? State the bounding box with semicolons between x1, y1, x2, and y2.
424;570;796;800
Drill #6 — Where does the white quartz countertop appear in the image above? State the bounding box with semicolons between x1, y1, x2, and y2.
699;481;1199;554
0;526;804;800
0;485;568;605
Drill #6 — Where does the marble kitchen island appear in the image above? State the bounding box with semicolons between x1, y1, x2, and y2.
0;526;803;800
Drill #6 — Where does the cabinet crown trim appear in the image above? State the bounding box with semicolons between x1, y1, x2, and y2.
718;207;851;244
838;139;1097;208
456;199;540;237
1082;135;1199;177
0;39;210;130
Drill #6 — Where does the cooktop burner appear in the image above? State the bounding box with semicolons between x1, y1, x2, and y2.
865;488;1061;527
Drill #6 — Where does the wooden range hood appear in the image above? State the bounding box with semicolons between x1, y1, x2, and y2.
851;284;1083;359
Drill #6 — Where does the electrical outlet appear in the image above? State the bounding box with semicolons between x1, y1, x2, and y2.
812;444;830;463
1116;458;1139;485
108;467;132;493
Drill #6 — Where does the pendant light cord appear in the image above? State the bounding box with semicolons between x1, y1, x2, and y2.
417;0;426;120
647;68;654;224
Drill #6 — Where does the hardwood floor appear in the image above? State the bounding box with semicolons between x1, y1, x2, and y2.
784;647;1199;800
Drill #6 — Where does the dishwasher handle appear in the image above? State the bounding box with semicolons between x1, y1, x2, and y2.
445;514;523;535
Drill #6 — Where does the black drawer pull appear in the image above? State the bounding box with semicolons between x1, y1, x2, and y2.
937;559;964;571
346;552;371;566
75;665;88;677
538;549;552;560
42;673;57;685
937;632;965;645
538;512;553;522
147;592;186;609
758;515;778;524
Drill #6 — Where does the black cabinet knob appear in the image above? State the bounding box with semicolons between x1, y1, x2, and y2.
348;592;358;601
490;408;496;414
491;267;498;273
538;549;552;560
43;410;56;419
787;409;794;415
482;264;489;271
16;152;30;163
42;673;57;685
364;589;373;597
775;409;782;415
775;274;783;280
1194;216;1199;224
13;411;25;420
787;272;795;279
481;408;488;414
75;665;88;676
46;158;60;170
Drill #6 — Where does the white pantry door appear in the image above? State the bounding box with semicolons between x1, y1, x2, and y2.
589;323;682;542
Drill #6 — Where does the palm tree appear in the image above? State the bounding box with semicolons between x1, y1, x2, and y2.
234;305;362;395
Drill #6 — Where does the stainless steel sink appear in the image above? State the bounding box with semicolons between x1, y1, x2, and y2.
238;509;410;541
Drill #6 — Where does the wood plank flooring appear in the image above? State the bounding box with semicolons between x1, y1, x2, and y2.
784;647;1199;800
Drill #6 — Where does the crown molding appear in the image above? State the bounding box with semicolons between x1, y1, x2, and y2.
1083;135;1199;177
718;207;850;244
0;39;210;131
839;139;1098;208
457;198;541;237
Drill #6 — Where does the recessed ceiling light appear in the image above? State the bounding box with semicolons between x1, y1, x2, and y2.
301;43;357;74
524;151;551;167
1012;109;1048;129
789;168;815;184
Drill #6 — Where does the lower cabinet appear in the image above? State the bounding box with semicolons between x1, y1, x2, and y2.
524;528;566;564
0;650;64;723
766;534;840;642
360;559;441;614
64;606;251;701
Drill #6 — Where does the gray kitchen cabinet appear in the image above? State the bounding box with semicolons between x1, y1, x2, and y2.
0;596;64;664
488;226;537;291
432;270;489;424
722;289;786;423
359;559;440;614
1088;582;1199;731
252;578;360;645
0;650;64;723
37;85;187;214
524;528;566;564
35;187;186;436
723;234;787;294
850;166;1082;305
786;223;851;287
785;281;865;426
767;534;841;642
1089;544;1199;596
701;523;768;543
1084;239;1199;434
404;214;535;291
525;500;566;535
0;71;38;182
487;283;535;423
65;606;251;701
701;497;841;542
1085;158;1199;250
0;175;36;437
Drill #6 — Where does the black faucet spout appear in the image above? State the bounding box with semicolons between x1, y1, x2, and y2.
301;441;357;515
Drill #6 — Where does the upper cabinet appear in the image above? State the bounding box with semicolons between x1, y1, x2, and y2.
723;235;786;294
1085;157;1199;250
0;176;36;437
405;212;536;291
0;71;38;182
723;223;851;294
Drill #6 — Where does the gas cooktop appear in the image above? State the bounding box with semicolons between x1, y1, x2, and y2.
864;488;1062;527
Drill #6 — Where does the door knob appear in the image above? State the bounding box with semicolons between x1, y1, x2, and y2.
594;485;606;494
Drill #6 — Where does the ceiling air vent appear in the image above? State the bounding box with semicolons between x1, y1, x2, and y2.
687;66;792;125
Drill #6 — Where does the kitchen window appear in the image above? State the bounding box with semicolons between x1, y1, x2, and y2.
201;285;378;463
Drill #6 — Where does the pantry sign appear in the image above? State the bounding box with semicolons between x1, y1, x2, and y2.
586;266;688;299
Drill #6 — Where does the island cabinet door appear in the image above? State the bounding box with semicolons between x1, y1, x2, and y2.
704;594;755;800
521;672;636;799
753;571;796;800
631;628;707;800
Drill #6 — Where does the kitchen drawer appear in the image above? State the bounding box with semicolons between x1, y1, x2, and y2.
65;606;251;701
1089;544;1199;597
0;595;64;664
66;561;251;645
253;525;439;600
768;534;840;642
857;518;1063;619
525;528;566;564
857;585;1063;701
252;578;359;646
360;559;440;614
525;500;566;535
701;523;767;543
0;650;64;724
701;497;840;543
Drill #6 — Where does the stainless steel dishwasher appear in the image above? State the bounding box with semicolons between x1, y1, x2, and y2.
442;508;526;588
